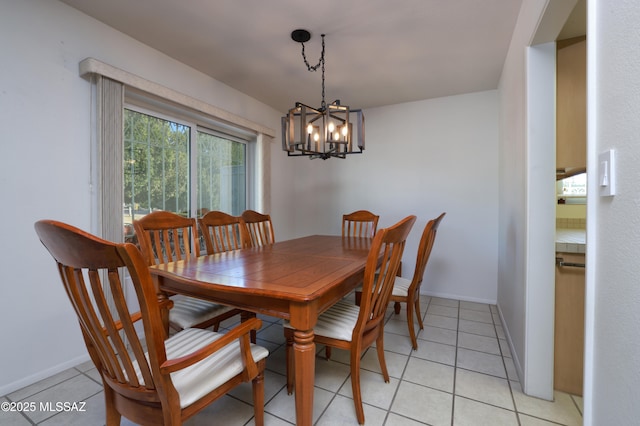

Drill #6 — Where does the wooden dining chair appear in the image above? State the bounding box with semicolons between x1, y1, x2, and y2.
198;210;257;341
34;220;268;426
284;215;416;424
133;210;242;333
342;210;380;238
241;210;275;247
198;211;250;254
391;212;446;349
344;210;379;312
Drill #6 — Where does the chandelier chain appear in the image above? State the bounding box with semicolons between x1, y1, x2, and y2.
300;34;326;109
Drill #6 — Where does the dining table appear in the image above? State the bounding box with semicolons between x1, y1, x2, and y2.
149;234;375;426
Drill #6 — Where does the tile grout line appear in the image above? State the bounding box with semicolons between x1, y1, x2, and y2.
242;339;290;426
450;299;460;426
6;369;89;426
23;371;105;425
314;350;350;425
381;307;412;425
570;394;583;417
16;298;581;425
493;305;522;426
392;296;432;425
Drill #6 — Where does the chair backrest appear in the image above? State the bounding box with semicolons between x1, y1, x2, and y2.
241;210;275;247
198;211;249;254
409;212;446;292
342;210;380;238
133;210;200;266
34;220;171;408
356;215;416;340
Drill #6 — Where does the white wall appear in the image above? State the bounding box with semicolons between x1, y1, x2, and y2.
499;0;640;421
497;0;577;399
287;92;500;304
0;0;501;395
523;41;557;399
585;0;640;423
497;0;545;397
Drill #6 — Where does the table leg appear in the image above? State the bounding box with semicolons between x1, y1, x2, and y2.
293;328;315;426
153;278;171;339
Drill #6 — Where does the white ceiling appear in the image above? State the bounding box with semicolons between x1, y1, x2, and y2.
59;0;563;113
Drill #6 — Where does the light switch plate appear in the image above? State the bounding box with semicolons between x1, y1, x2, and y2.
599;149;615;196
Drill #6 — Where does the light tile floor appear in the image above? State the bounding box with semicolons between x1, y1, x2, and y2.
1;296;583;425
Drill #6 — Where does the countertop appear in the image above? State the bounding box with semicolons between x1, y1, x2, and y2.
556;228;586;254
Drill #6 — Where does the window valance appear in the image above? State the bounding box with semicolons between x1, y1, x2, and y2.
79;57;275;138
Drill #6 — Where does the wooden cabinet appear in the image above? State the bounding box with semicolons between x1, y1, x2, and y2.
554;252;585;395
556;37;586;172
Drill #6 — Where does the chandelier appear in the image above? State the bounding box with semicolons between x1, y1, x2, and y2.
281;30;365;160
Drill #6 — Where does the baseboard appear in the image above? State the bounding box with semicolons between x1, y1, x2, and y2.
423;290;496;306
495;303;524;385
0;353;91;397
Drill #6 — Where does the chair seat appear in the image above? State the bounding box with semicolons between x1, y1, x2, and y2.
169;295;236;330
284;300;358;342
391;276;411;298
134;328;269;409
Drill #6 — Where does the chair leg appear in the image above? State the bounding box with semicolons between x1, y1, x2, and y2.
394;301;401;315
162;404;182;426
376;332;390;382
350;350;365;424
415;297;424;330
325;346;332;360
103;387;121;426
252;368;265;426
406;299;418;350
285;329;294;394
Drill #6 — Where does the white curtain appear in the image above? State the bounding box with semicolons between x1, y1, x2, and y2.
95;76;125;244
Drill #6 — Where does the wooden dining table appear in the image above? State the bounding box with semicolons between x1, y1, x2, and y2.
149;234;375;426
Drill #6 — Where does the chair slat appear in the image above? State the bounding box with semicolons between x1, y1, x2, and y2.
89;268;141;387
198;211;247;254
135;212;200;266
65;266;131;385
241;210;275;247
342;210;379;238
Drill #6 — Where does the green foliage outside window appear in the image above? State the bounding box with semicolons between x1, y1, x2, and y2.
123;109;247;241
124;110;189;219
